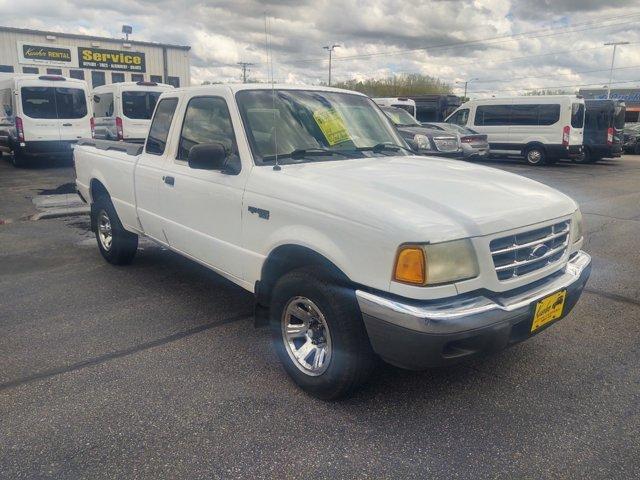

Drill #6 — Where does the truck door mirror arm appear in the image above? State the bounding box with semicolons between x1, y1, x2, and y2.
187;142;227;171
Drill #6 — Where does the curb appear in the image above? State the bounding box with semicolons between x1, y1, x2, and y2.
31;207;90;221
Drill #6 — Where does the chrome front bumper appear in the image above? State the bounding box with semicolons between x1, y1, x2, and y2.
356;251;591;369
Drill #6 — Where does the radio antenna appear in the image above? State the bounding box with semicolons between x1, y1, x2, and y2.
265;12;281;171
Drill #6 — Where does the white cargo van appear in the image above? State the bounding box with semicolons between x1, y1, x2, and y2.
373;97;417;118
92;81;173;142
0;74;91;167
445;96;585;165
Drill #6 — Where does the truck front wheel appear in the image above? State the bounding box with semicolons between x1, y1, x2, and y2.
270;268;376;400
92;196;138;265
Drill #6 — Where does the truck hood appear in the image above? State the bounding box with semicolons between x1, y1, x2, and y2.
252;155;577;241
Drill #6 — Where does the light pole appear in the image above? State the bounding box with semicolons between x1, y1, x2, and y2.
323;44;340;86
456;78;478;99
604;41;629;99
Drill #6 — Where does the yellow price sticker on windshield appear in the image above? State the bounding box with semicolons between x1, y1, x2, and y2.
313;108;351;146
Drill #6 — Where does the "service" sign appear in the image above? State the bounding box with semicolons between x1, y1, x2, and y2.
78;47;146;72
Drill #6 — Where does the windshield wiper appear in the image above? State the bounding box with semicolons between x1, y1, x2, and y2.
262;148;352;162
355;143;414;154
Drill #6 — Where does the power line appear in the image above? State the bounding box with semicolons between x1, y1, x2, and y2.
285;12;640;65
237;62;255;83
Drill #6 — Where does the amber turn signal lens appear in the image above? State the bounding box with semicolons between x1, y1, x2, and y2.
394;246;426;285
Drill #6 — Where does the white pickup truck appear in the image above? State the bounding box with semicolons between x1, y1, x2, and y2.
74;84;591;399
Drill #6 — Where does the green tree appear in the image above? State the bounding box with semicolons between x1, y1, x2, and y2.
332;73;452;96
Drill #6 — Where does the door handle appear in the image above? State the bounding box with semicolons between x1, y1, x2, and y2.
62;123;72;127
162;175;175;186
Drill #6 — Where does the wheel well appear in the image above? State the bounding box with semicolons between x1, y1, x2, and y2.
90;179;110;203
256;244;350;306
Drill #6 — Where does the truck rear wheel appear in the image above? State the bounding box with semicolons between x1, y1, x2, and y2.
270;268;376;400
92;195;138;265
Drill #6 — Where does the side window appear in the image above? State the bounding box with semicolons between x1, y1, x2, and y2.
475;105;511;126
177;96;239;171
93;92;114;117
145;98;178;155
538;104;560;125
1;88;13;118
510;105;538;126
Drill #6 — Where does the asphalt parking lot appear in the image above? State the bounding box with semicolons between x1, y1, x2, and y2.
1;154;639;479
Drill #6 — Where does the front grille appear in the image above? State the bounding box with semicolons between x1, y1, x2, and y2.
490;220;570;281
433;137;458;152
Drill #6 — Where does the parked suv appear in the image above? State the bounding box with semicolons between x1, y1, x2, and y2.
381;106;460;157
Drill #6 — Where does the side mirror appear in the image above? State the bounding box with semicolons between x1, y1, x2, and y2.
187;142;227;170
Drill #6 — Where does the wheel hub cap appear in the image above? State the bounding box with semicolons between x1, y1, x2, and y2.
282;297;332;376
97;210;113;251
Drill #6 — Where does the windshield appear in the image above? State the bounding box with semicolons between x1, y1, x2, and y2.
21;86;87;119
122;91;162;119
236;90;408;164
382;107;421;126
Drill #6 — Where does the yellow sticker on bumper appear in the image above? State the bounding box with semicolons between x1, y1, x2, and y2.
313;108;350;146
531;290;566;332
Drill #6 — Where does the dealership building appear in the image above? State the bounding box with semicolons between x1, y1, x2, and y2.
0;26;191;89
579;87;640;123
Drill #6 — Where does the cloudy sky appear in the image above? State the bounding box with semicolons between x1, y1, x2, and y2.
2;0;640;97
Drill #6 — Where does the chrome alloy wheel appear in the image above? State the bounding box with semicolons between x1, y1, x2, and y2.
97;210;113;251
282;296;332;376
527;149;543;164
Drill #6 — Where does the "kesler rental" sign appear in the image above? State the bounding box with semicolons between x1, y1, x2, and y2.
78;47;146;72
17;42;78;67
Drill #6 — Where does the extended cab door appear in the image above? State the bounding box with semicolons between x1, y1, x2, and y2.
134;96;180;243
158;94;247;280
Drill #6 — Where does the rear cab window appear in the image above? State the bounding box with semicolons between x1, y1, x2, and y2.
122;91;162;119
145;98;178;155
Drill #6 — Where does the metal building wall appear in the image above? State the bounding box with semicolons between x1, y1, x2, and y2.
0;28;190;89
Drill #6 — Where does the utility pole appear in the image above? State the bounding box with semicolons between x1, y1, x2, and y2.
604;41;629;99
322;44;340;86
456;78;478;99
237;62;255;83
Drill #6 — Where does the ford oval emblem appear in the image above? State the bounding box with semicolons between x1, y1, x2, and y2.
530;244;550;259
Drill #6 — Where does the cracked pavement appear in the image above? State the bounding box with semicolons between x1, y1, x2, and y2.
0;154;639;479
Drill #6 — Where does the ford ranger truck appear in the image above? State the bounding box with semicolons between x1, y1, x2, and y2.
74;85;591;400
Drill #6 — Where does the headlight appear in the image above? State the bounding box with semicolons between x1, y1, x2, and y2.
393;239;479;286
413;134;431;150
570;209;583;244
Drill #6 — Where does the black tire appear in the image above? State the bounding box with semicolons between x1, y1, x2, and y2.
574;148;591;164
11;149;28;168
270;268;376;400
92;195;138;265
524;145;546;166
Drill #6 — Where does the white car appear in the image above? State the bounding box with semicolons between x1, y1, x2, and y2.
0;74;91;167
446;95;585;165
74;84;591;399
92;81;173;143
